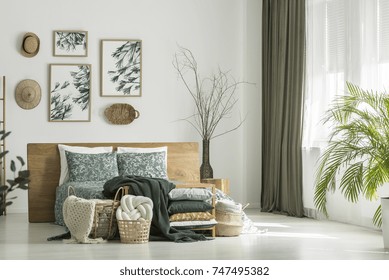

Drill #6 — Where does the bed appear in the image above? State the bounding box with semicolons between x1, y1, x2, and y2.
27;142;216;237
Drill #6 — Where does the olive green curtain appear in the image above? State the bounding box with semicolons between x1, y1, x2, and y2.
261;0;305;217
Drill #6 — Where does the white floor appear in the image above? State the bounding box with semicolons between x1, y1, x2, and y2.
1;209;389;260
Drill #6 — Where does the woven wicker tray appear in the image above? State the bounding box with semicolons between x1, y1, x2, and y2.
104;103;140;125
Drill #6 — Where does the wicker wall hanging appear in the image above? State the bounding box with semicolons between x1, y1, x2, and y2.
104;103;140;125
15;79;41;109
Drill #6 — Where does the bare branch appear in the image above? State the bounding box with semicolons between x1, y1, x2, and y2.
173;45;251;140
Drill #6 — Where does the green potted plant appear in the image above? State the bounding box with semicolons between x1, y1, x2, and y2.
0;130;30;216
314;82;389;247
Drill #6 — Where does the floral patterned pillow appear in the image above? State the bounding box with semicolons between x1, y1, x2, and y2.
65;151;119;182
117;151;168;179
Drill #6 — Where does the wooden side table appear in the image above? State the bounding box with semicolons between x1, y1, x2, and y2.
201;178;230;195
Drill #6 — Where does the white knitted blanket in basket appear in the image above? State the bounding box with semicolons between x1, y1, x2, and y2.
116;194;153;221
63;195;106;244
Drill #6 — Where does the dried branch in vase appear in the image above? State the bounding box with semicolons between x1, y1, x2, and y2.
173;45;250;141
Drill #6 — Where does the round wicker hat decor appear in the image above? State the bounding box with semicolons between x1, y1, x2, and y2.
15;79;42;110
21;32;40;58
104;103;140;125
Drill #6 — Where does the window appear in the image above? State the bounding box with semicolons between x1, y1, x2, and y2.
303;0;389;148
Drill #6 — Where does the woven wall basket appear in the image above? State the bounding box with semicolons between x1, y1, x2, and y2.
104;103;140;125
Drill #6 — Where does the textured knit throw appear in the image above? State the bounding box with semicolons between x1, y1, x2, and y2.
62;195;106;244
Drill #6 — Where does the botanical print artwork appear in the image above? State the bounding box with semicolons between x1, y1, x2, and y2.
53;31;88;57
101;39;142;96
49;64;91;122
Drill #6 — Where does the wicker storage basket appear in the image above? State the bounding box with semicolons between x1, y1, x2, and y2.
215;209;242;224
90;200;119;240
90;186;127;240
216;222;243;237
215;209;243;237
67;186;127;240
117;219;151;244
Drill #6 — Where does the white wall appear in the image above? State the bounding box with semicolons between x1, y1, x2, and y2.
242;0;262;209
0;0;262;213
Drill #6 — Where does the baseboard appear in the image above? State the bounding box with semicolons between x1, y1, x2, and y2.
304;207;326;220
244;202;261;209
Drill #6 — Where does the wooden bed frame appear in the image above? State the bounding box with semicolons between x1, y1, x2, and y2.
27;142;214;224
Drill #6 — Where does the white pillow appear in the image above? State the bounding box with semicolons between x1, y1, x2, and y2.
169;219;217;228
58;144;113;185
168;188;213;201
117;146;167;154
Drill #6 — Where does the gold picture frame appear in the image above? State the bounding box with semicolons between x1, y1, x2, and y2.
53;30;88;57
49;64;91;122
100;39;142;97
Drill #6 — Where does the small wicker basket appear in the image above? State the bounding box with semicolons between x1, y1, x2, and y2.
215;209;243;237
117;219;151;244
215;209;242;224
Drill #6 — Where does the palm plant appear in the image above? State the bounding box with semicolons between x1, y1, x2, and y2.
314;82;389;227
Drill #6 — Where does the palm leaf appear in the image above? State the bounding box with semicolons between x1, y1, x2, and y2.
373;205;382;228
314;82;389;227
339;162;364;203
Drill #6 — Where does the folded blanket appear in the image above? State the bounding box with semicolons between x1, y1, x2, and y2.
62;195;106;244
117;194;153;221
103;175;211;242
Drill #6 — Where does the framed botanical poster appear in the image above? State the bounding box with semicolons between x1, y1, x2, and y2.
100;39;142;96
53;30;88;57
49;64;91;122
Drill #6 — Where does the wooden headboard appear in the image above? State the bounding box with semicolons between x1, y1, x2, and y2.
27;142;201;223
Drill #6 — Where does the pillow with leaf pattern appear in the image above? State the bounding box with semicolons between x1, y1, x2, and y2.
65;151;119;182
117;151;168;179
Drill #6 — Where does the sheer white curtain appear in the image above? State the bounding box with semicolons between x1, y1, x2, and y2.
303;0;389;149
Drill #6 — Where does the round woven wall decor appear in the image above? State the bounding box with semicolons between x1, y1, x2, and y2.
15;79;42;109
104;103;140;125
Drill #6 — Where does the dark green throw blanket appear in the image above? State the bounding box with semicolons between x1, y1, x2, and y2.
103;175;211;243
